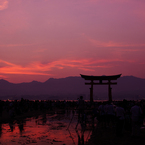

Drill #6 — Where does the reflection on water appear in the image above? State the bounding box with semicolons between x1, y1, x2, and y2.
0;110;94;145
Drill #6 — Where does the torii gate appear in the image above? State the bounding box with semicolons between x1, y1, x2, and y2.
80;74;121;102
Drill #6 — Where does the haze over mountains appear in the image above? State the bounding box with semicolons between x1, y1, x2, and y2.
0;76;145;101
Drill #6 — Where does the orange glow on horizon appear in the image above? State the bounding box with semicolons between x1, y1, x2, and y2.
0;58;129;77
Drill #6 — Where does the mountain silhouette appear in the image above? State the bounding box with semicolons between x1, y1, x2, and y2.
0;76;145;100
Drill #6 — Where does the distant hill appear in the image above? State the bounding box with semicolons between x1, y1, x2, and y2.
0;76;145;100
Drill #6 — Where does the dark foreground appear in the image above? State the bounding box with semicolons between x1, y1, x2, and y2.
86;125;145;145
0;99;145;145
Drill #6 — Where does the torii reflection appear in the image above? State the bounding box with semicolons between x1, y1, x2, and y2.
75;129;84;145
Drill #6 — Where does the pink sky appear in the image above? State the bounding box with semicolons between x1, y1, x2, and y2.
0;0;145;83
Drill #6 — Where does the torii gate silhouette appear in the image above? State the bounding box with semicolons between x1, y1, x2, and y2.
80;74;121;102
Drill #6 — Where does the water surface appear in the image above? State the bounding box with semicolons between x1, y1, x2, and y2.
0;111;94;145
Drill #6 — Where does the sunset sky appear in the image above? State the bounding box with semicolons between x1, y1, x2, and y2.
0;0;145;83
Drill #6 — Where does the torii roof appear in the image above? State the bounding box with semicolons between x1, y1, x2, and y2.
80;74;122;80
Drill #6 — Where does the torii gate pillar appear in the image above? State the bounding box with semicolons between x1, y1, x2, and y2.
108;80;112;102
90;80;94;102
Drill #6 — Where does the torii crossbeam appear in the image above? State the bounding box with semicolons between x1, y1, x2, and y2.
80;74;122;102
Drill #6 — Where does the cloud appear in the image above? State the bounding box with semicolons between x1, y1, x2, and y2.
118;48;145;52
0;74;7;79
88;0;130;3
81;33;145;48
88;38;145;48
0;60;51;76
0;0;8;10
133;8;145;20
0;58;131;76
0;43;35;47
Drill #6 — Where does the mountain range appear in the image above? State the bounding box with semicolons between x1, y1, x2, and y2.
0;76;145;101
